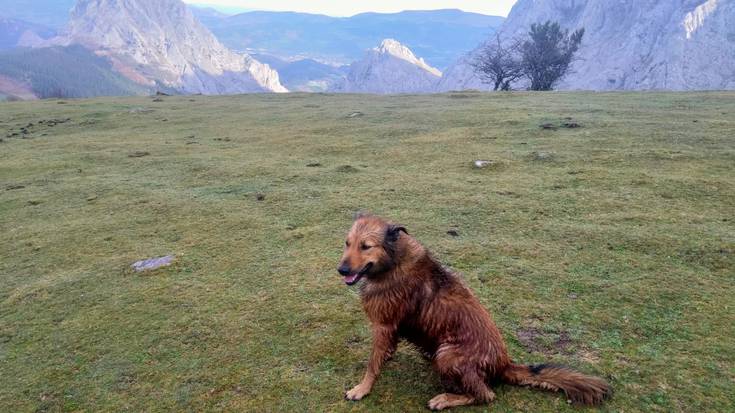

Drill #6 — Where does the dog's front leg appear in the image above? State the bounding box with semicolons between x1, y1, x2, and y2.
345;323;397;401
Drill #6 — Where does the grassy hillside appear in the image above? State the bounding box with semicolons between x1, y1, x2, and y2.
0;92;733;412
0;46;151;99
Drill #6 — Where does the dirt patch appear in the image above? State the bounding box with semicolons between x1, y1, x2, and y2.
335;165;359;173
5;118;71;139
541;119;582;130
128;151;150;158
516;327;573;356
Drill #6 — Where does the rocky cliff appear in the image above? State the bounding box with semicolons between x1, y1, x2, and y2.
61;0;286;94
439;0;735;91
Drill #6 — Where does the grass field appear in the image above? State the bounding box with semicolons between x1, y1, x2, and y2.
1;92;733;412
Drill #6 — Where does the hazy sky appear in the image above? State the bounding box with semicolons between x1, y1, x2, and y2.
185;1;519;17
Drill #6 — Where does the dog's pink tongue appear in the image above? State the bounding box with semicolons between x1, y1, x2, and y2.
344;274;359;284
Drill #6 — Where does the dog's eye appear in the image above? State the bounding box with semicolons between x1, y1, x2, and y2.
345;240;350;247
361;244;372;251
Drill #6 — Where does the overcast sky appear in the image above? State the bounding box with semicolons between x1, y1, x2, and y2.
185;1;519;17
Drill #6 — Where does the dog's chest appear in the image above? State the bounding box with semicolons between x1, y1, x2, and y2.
360;283;417;325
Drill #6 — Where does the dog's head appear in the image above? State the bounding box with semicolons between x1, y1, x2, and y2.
337;213;407;286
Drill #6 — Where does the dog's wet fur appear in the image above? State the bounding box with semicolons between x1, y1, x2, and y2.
338;213;611;410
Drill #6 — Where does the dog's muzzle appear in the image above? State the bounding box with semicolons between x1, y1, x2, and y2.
340;263;372;286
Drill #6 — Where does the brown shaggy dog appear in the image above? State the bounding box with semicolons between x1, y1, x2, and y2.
338;213;610;410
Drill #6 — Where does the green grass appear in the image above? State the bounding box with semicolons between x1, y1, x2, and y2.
1;92;733;412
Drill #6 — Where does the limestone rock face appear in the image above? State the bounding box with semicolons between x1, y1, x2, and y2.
63;0;286;93
439;0;735;91
333;39;442;93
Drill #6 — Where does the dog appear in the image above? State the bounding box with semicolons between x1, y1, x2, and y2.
338;213;610;410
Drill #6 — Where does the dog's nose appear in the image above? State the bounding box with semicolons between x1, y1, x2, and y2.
338;264;351;276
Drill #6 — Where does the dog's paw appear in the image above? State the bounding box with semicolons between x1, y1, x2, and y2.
427;393;481;410
428;394;450;410
345;383;370;401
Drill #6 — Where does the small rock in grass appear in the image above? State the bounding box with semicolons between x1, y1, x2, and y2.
128;107;153;114
256;193;265;201
540;123;557;130
6;184;25;190
347;112;364;118
474;160;494;168
132;255;174;272
531;151;555;162
561;121;581;128
447;230;459;237
306;162;322;167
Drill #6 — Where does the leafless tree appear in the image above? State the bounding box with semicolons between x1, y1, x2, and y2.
471;34;523;91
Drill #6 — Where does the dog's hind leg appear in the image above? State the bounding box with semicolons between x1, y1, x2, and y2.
432;348;496;409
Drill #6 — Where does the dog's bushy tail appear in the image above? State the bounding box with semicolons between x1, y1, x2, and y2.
501;363;611;405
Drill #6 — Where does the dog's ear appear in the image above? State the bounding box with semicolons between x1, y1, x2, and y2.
353;210;372;221
385;224;408;243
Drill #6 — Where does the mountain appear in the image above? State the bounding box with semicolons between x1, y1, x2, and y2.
58;0;286;94
440;0;735;91
333;39;441;94
193;8;504;69
252;54;348;92
0;45;151;99
0;0;76;29
0;17;56;50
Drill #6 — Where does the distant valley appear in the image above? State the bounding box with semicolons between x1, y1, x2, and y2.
193;8;504;69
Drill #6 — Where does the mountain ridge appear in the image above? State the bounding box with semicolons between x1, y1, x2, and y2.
333;38;442;94
194;8;504;69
